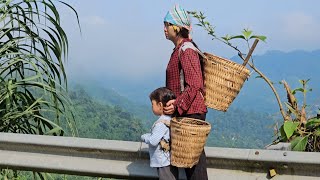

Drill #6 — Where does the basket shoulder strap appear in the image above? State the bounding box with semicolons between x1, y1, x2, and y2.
152;119;170;129
179;42;206;58
159;119;170;127
178;42;206;94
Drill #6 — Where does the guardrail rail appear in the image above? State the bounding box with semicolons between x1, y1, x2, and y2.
0;133;319;179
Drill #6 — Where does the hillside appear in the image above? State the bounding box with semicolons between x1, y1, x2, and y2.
65;86;147;141
70;82;156;128
206;108;276;148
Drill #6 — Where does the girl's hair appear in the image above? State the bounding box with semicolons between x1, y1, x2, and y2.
149;87;176;105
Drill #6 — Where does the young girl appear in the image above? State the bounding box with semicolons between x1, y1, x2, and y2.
141;87;177;180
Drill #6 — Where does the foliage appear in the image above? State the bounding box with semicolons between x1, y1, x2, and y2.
2;169;116;180
0;0;79;135
67;86;147;141
0;169;55;180
276;80;320;151
0;169;19;180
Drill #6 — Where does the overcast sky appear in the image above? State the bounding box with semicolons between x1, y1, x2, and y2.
60;0;320;83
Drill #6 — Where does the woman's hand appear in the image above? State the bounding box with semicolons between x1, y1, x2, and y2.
163;99;176;115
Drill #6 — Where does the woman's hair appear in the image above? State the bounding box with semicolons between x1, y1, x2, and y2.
176;27;189;38
149;87;176;105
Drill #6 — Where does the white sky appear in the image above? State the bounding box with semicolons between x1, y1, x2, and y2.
60;0;320;82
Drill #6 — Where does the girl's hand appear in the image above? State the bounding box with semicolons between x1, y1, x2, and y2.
163;99;176;115
141;134;147;141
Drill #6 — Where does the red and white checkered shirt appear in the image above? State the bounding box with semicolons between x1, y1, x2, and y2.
166;39;207;115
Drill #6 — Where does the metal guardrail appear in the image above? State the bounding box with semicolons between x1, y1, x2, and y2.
0;132;320;180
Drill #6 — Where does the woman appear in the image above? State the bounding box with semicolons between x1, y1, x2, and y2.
163;4;208;180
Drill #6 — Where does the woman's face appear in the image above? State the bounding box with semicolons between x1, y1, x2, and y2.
164;22;176;41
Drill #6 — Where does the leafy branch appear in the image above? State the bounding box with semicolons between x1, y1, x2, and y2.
189;11;287;121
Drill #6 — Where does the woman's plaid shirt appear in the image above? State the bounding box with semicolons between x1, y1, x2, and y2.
166;39;207;115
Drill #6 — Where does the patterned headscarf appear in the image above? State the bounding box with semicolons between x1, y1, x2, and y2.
164;4;191;31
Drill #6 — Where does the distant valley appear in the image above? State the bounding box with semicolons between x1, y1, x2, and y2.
69;49;320;149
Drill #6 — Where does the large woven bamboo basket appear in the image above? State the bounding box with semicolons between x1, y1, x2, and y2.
203;52;250;111
170;117;211;168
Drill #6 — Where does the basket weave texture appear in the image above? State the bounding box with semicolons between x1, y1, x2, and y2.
170;117;211;168
203;52;250;111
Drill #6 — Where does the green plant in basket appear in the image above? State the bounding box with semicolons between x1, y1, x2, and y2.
189;11;287;120
190;11;319;152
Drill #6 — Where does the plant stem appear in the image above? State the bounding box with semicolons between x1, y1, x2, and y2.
237;54;287;121
303;81;307;108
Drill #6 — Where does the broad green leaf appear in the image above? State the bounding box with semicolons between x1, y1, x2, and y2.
314;128;320;136
284;121;299;139
242;29;252;39
221;36;230;41
279;124;288;141
291;136;308;151
250;35;267;42
292;88;304;94
229;35;246;40
45;126;64;136
306;118;320;128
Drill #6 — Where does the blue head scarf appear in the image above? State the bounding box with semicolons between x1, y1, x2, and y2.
164;4;192;31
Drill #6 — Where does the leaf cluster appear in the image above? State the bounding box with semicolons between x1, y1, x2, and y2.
277;80;320;151
189;11;266;59
0;0;80;136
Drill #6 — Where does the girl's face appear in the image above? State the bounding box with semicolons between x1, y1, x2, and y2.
164;22;176;41
151;100;164;116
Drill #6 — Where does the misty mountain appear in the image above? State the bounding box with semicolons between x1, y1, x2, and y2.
231;49;320;114
76;49;320;114
68;49;320;148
